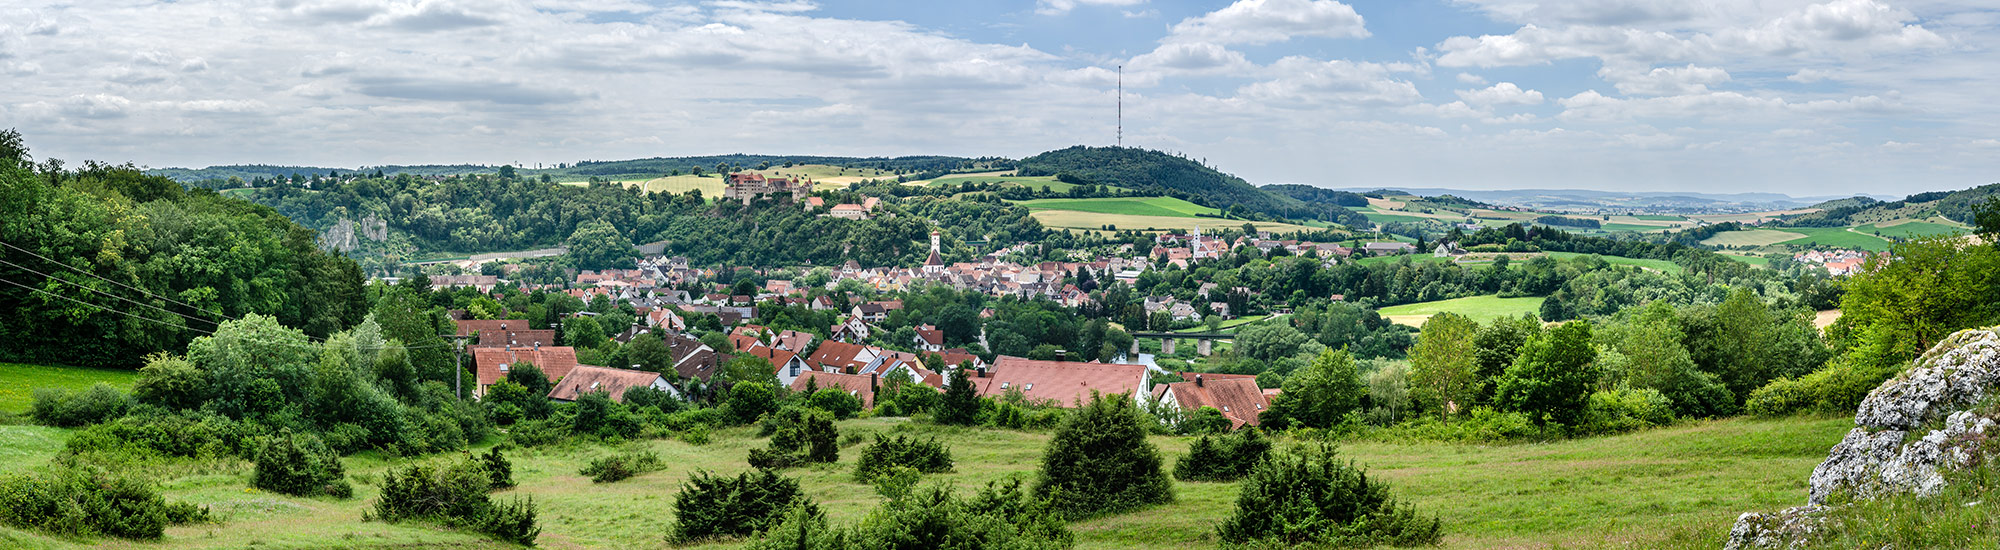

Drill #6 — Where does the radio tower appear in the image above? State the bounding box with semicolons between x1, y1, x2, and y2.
1116;65;1123;147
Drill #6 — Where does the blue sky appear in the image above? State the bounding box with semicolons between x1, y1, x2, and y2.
3;0;1996;196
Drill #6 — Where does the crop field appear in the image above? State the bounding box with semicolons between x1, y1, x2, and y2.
744;164;898;185
0;363;139;414
1354;253;1455;266
918;173;1070;190
1546;252;1684;273
1701;229;1808;248
1016;197;1220;218
1378;295;1545;327
1361;211;1438;225
1772;227;1891;252
0;415;1849;550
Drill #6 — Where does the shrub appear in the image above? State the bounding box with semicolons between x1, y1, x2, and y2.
935;366;981;425
622;385;684;414
581;449;664;483
1033;393;1173;519
508;418;566;447
749;477;1071;550
131;353;208;411
671;469;817;542
1181;406;1231;435
0;464;208;540
479;447;515;490
570;391;642;439
29;383;131;428
1746;359;1901;417
372;455;539;546
726;382;779;425
750;408;837;469
1578;387;1676;436
252;430;352;498
1174;428;1271;482
808;388;864;419
63;409;262;462
1218;443;1442;548
853;435;955;482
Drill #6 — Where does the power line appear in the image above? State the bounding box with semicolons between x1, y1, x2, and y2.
0;274;453;352
0;276;211;335
0;257;221;328
0;239;229;319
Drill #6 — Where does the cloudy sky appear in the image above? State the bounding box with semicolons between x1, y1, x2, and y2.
3;0;1996;195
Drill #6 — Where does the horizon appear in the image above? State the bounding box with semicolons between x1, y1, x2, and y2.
7;0;1999;195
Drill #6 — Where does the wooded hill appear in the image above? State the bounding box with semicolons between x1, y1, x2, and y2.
1781;183;2000;227
1015;146;1329;221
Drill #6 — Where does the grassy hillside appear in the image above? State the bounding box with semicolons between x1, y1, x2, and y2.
1772;227;1891;251
0;363;139;414
1378;295;1545;326
1016;197;1220;218
1015;146;1305;218
0;415;1849;549
1546;252;1685;273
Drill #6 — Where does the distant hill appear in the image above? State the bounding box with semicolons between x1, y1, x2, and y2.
1324;186;1893;213
1783;183;2000;227
1015;146;1327;221
152;155;1009;183
148;164;495;182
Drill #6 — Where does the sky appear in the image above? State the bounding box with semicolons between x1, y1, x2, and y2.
2;0;1997;196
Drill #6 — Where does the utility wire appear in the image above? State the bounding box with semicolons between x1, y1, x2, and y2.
0;239;229;319
0;274;454;352
0;257;221;327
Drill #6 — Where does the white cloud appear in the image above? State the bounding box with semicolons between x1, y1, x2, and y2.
1127;42;1253;75
1237;57;1422;107
1602;64;1731;96
1165;0;1367;45
1788;68;1833;82
1456;82;1543;106
1456;72;1488;85
1036;0;1146;16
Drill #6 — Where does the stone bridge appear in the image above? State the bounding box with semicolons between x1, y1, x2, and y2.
1130;332;1234;356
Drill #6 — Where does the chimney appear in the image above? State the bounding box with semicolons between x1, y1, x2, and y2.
870;372;879;393
1195;374;1204;387
976;366;987;378
1055;349;1067;361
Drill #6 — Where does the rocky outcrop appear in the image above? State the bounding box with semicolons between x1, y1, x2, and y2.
1724;328;2000;550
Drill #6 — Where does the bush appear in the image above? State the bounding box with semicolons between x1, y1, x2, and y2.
671;469;817;542
1033;394;1173;519
1577;387;1676;436
749;477;1071;550
0;464;209;540
1174;428;1271;482
853;435;955;482
64;409;262;462
1746;359;1901;417
622;385;684;414
29;383;131;428
726;382;779;425
252;431;352;498
808;388;864;419
372;455;539;546
570;391;643;439
581;449;664;483
1218;443;1442;548
750;408;838;469
1181;406;1231;435
508;418;566;447
479;447;515;490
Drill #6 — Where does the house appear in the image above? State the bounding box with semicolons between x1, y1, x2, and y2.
1364;242;1417;255
430;275;500;292
548;365;680;402
477;328;557;348
789;371;877;409
472;345;580;399
1434;241;1467;257
746;342;812;387
852;303;889;323
967;356;1150;407
722;172;810;205
1151;374;1269;429
913;324;945;352
806;340;881;374
829;204;869;220
830;316;871;343
662;332;723;382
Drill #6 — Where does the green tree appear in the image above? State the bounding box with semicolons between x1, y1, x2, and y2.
565;219;636;271
936;364;981;426
727;381;779;425
1494;321;1600;427
1234;322;1310;363
562;315;605;349
1033;394;1172;519
1473;315;1541;399
1261;349;1364;430
627;333;673;373
1406;312;1480;417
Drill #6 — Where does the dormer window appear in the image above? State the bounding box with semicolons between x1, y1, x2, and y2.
1024;383;1033;391
1000;382;1010;390
1255;403;1264;410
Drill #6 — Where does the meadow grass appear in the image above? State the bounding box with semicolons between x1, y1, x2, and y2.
1546;252;1684;273
1378;295;1545;326
1720;252;1772;266
1702;229;1808;248
1027;211;1321;234
1855;220;1966;240
0;363;139;414
1772;227;1891;252
1353;253;1455;266
1362;212;1438;225
923;174;1065;190
1015;197;1220;218
0;415;1852;549
1632;214;1688;221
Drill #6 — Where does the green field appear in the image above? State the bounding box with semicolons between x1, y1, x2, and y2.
0;413;1849;549
1720;252;1771;266
924;174;1062;189
1362;212;1438;225
1594;223;1670;232
0;363;139;414
1354;253;1454;266
1772;227;1892;252
1547;252;1684;273
1378;295;1545;326
1633;215;1688;221
1701;229;1808;248
1856;220;1966;240
1015;197;1220;218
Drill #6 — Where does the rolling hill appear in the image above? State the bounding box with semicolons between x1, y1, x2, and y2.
1014;146;1322;221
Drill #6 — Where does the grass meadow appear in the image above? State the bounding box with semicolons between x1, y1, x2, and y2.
1771;227;1891;252
1015;197;1220;218
0;363;139;414
1546;252;1685;273
1378;295;1546;326
0;412;1852;550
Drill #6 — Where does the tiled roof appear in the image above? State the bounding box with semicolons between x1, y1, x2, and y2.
548;365;663;402
473;346;579;389
476;329;556;348
807;340;874;373
970;356;1147;407
456;319;528;337
1160;376;1269;428
789;370;877;409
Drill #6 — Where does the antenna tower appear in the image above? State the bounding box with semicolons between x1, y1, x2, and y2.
1117;65;1123;147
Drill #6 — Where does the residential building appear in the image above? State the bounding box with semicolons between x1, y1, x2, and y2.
1151;374;1270;429
967;356;1150;407
548;365;679;402
472;345;579;399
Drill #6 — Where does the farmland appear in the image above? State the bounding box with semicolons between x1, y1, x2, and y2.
1770;227;1892;252
1546;252;1684;273
1378;295;1546;327
1701;229;1809;248
1027;210;1323;235
0;410;1849;550
1855;219;1967;240
1015;196;1219;218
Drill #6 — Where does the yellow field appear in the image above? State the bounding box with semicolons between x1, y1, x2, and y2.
1701;229;1808;247
1029;210;1324;234
1367;197;1408;210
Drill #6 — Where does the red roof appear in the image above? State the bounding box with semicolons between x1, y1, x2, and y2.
789;371;876;409
914;325;944;347
473;346;580;390
970;356;1148;407
456;319;528;337
806;340;874;373
548;365;664;403
1156;377;1269;428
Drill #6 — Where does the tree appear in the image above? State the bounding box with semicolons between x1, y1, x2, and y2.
727;381;779;425
562;315;605;349
1472;315;1541;400
1234;322;1310;363
936;363;981;425
565;219;636;270
1406;312;1480;417
627;333;673;373
1033;393;1173;519
1261;349;1364;430
1836;235;2000;369
1218;444;1440;547
1494;321;1600;427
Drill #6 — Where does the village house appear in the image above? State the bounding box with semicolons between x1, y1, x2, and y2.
430;274;500;293
788;370;878;409
829;203;869;220
966;356;1150;408
548;365;680;402
1151;374;1269;429
471;345;580;399
913;324;945;352
1364;242;1417;255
